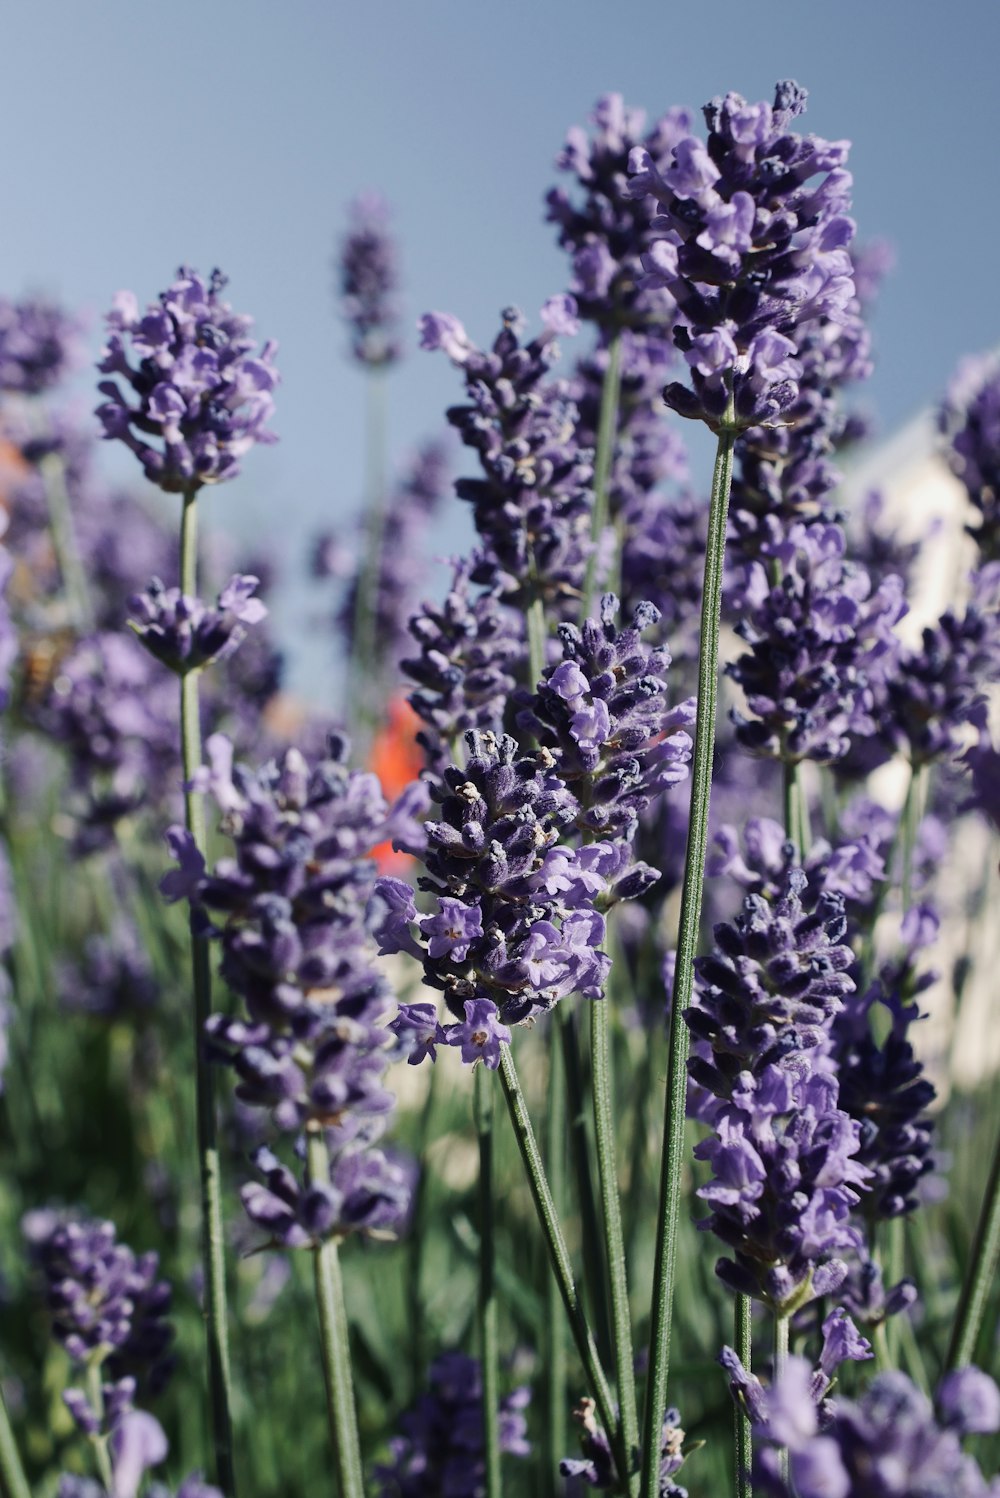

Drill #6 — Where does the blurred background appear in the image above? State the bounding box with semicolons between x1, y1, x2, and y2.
3;0;998;697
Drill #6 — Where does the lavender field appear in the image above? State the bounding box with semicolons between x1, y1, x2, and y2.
1;66;1000;1498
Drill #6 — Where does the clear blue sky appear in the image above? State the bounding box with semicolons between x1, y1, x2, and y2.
4;0;996;690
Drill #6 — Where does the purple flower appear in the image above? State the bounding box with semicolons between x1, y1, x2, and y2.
129;573;266;673
444;998;511;1069
373;1351;531;1497
941;350;1000;561
338;192;402;367
389;1003;446;1065
627;82;857;432
751;1364;1000;1497
96;268;278;492
419;897;484;961
0;295;83;395
167;734;415;1244
517;594;695;840
560;1396;690;1495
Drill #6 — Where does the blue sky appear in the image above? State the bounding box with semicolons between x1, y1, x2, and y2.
3;0;996;689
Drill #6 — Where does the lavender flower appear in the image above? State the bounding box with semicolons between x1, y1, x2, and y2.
129;573;267;674
420;304;593;611
547;93;692;332
0;294;82;395
373;1351;531;1498
58;1411;222;1498
626;81;857;431
96;267;278;492
517;593;695;839
729;522;905;764
561;1396;690;1495
830;906;938;1221
721;1305;872;1428
58;919;159;1018
751;1361;1000;1497
403;559;521;776
372;730;622;1034
164;733;419;1245
22;1210;174;1395
338;193;402;367
941;350;1000;561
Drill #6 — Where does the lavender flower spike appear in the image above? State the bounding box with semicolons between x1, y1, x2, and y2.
0;294;83;395
338;192;403;367
96;267;278;492
128;573;267;674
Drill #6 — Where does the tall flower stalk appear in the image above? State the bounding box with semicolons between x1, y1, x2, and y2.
0;1380;30;1498
641;417;736;1493
96;266;280;1490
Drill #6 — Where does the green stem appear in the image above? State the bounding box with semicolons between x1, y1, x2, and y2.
640;419;737;1498
557;1006;613;1367
496;1043;620;1461
582;333;623;620
734;1297;753;1498
782;760;810;859
591;999;639;1494
545;1021;568;1493
86;1360;114;1491
179;486;237;1495
899;765;923;917
351;367;389;730
947;1119;1000;1369
475;1066;502;1498
0;1380;30;1498
774;1316;790;1487
527;594;548;690
307;1132;365;1498
40;450;93;631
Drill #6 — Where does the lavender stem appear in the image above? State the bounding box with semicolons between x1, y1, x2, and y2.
40;449;93;632
351;366;389;729
0;1378;30;1498
179;485;237;1495
307;1130;365;1498
947;1120;1000;1369
640;416;737;1498
774;1315;790;1485
734;1296;753;1498
85;1358;113;1491
496;1042;621;1464
474;1065;502;1497
582;331;623;620
591;996;639;1494
545;1021;568;1489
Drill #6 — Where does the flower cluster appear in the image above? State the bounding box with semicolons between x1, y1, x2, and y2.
338;192;402;367
129;573;267;674
57;1410;220;1498
941;350;1000;561
0;294;82;396
626;81;856;430
728;522;905;764
831;904;938;1221
402;559;521;776
374;729;612;1040
419;302;593;609
561;1397;690;1496
96;267;278;492
58;917;159;1018
22;1208;175;1436
547;92;691;332
516;593;695;839
373;1352;531;1497
688;857;871;1313
751;1361;1000;1497
164;734;421;1246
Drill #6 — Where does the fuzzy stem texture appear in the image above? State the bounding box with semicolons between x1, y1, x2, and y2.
948;1119;1000;1369
0;1379;30;1498
582;332;623;620
591;996;639;1495
179;486;237;1495
734;1295;753;1498
475;1065;503;1498
497;1043;621;1467
307;1130;365;1498
86;1358;114;1492
40;450;93;632
640;420;737;1498
545;1023;568;1491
